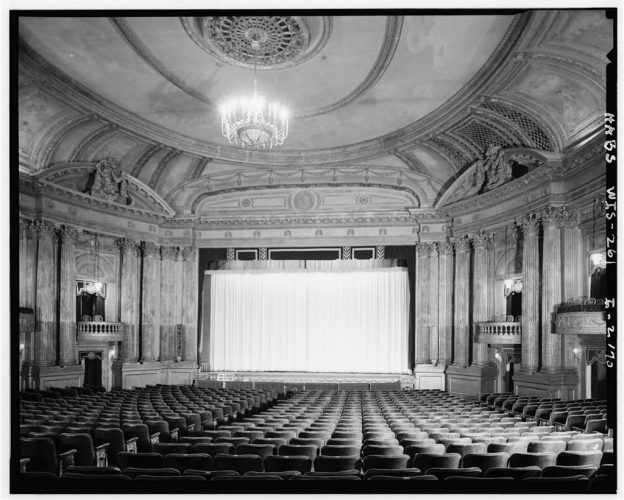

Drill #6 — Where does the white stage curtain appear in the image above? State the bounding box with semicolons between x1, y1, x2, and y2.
209;267;409;373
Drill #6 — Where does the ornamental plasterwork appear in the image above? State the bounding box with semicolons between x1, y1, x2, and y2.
553;311;606;335
32;164;175;218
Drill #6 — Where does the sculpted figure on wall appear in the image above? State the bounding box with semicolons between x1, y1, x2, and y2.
89;157;131;204
484;145;512;190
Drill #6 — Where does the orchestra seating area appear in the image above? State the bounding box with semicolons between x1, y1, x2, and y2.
17;386;614;493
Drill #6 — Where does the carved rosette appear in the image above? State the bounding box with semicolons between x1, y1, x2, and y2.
142;242;160;259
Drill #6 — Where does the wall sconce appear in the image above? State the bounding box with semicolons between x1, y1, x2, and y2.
19;343;25;351
504;278;523;297
573;347;580;360
590;252;606;268
494;352;502;361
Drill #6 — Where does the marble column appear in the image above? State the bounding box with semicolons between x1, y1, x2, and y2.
438;243;454;365
58;226;81;366
561;210;584;369
520;214;540;373
541;207;563;370
428;243;440;363
415;242;430;365
159;246;178;362
116;238;140;362
181;247;198;363
453;235;471;366
141;242;161;362
472;230;491;366
19;219;36;309
31;220;57;367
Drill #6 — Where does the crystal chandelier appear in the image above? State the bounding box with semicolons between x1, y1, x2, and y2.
220;37;289;149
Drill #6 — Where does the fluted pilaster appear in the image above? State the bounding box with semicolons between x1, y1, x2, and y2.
19;219;36;309
159;246;178;362
541;207;564;370
453;236;471;366
116;238;140;362
141;242;161;362
58;226;81;366
31;220;57;367
181;247;198;362
415;242;430;364
438;243;454;365
472;230;491;366
561;210;583;368
521;214;540;372
428;243;440;363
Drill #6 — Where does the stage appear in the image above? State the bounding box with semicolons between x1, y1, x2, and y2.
194;371;416;392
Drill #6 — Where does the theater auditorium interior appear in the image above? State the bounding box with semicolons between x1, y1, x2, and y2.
12;9;615;493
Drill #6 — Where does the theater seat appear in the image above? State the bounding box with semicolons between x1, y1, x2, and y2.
123;467;181;479
264;455;312;473
215;454;263;474
134;475;205;482
556;451;602;468
542;465;597;478
462;453;509;473
193;443;235;456
164;453;214;472
484;466;541;480
116;452;165;470
412;453;461;472
508;452;557;470
314;455;361;472
362;454;410;471
426;467;482;480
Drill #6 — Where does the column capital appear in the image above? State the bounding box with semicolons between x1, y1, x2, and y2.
180;246;197;261
57;225;81;244
160;246;179;261
520;213;540;234
415;242;430;256
454;235;471;253
115;238;140;256
142;241;160;258
428;242;439;257
439;242;454;256
472;230;490;249
29;219;57;240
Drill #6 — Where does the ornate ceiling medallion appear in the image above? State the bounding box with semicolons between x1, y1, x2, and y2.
182;16;331;70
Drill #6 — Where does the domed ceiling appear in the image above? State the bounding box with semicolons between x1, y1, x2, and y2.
17;11;611;214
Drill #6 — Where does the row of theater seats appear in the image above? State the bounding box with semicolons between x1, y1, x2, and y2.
18;387;614;493
480;392;609;434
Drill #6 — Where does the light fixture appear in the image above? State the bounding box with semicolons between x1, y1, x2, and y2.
504;278;523;297
220;35;289;149
590;252;606;268
83;235;104;296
